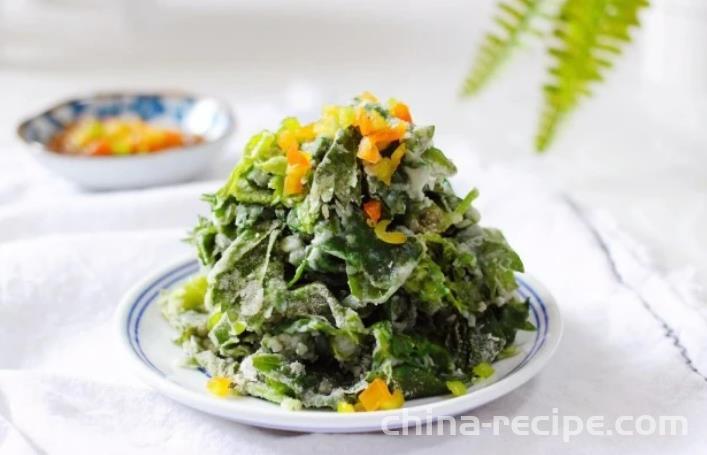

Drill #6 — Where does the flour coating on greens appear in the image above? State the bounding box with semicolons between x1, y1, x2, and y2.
160;94;533;410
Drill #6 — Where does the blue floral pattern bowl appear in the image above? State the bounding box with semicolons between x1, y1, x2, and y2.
18;92;235;190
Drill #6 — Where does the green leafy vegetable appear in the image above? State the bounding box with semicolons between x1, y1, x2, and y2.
160;94;532;410
473;362;496;379
446;380;468;396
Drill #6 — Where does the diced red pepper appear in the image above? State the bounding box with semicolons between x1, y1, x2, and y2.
363;199;382;224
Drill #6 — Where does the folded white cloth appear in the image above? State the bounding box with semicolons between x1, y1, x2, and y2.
1;153;706;453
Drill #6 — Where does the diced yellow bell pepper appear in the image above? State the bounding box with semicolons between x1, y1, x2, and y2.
279;116;301;132
323;104;339;115
390;143;407;167
277;130;299;154
338;106;355;128
337;401;356;413
374;220;406;244
112;138;133;155
206;376;233;398
358;377;393;411
365;143;407;185
284;163;310;195
379;389;405;410
358;91;379;103
296;123;316;142
314;114;338;137
357;136;381;164
355;107;388;135
314;105;356;137
365;159;393;185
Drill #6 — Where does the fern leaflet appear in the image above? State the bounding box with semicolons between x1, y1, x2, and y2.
535;0;649;151
461;0;549;96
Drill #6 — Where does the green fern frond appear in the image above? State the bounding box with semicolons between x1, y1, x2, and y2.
535;0;648;151
461;0;549;96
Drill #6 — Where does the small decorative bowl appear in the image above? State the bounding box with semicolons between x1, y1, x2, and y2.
17;92;234;190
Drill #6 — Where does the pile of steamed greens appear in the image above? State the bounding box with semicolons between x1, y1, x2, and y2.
160;93;534;412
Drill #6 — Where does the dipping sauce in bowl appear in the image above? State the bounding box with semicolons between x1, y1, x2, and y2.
17;92;234;190
48;117;204;156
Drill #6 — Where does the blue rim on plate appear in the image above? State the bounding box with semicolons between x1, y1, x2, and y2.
125;259;549;380
116;257;562;433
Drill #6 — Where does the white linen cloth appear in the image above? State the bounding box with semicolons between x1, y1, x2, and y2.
1;147;706;454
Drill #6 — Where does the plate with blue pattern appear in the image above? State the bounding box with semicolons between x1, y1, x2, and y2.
115;256;562;433
17;92;234;190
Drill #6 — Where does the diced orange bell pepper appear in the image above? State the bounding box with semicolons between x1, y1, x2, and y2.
281;138;312;196
357;136;381;164
284;163;310;195
163;130;184;148
355;107;372;135
358;378;393;411
363;199;382;224
389;101;412;122
88;139;112;156
367;122;408;150
287;148;311;167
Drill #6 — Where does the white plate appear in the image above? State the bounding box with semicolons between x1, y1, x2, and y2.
115;257;562;433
